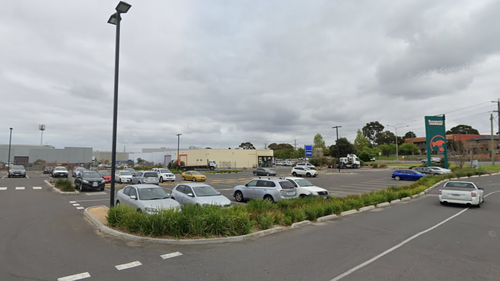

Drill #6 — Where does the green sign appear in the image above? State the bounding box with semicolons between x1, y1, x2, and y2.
424;116;448;168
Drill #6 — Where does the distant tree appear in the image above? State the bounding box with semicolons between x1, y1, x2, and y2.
354;129;371;151
446;124;479;135
362;121;385;144
313;133;326;150
239;142;256;149
379;144;396;156
34;159;45;165
205;147;212;149
294;147;305;159
329;137;356;158
137;158;145;164
404;131;417;139
447;140;469;169
375;131;396;146
398;143;420;155
267;143;278;150
274;143;294;150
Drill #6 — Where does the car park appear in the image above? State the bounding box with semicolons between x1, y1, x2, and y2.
233;177;298;203
74;171;106;191
439;181;484;207
8;165;26;178
391;169;425;181
428;166;452;175
181;171;207;182
285;177;329;198
171;183;232;207
152;168;176;183
291;166;318;177
51;166;69;178
252;168;277;176
116;184;181;214
115;170;133;183
131;171;160;184
98;170;111;183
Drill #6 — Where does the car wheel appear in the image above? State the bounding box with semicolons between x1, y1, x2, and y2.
306;173;311;177
292;172;297;176
253;172;257;176
263;195;274;203
182;176;186;181
234;191;244;202
300;194;308;199
100;186;105;191
193;177;197;182
159;177;164;183
79;183;85;191
116;200;120;206
395;176;400;181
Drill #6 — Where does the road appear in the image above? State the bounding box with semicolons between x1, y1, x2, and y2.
0;170;498;280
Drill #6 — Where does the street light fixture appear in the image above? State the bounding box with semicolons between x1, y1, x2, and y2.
332;126;341;172
177;134;182;167
108;1;131;208
8;128;13;167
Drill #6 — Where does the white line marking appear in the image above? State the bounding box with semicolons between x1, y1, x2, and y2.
0;187;6;191
85;192;107;196
69;199;109;203
33;186;42;190
15;187;25;190
330;208;469;281
115;261;142;270
69;201;77;203
72;204;80;206
76;207;85;210
161;252;183;259
58;272;91;281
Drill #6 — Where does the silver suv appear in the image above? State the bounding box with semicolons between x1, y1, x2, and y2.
233;177;298;203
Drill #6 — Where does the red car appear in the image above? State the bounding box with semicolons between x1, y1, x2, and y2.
98;170;111;183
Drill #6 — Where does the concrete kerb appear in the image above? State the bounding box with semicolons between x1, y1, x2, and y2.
291;220;312;228
45;180;79;195
340;209;358;216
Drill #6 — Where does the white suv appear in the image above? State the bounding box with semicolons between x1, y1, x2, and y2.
291;166;318;177
295;162;315;169
152;168;176;183
285;177;329;199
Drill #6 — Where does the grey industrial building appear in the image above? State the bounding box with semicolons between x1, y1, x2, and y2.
0;144;92;166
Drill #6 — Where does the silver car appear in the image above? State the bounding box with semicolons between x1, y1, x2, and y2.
131;171;160;184
171;183;232;207
116;184;181;214
8;165;26;178
233;177;298;203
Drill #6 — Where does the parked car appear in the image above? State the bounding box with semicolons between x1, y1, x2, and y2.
439;181;484;207
115;170;133;183
252;168;277;176
8;165;26;178
421;157;441;164
43;166;53;174
74;171;106;191
291;166;318;177
98;170;111;183
72;167;87;177
51;166;69;178
152;168;176;183
181;171;207;182
295;163;316;169
131;171;160;184
285;177;329;198
171;183;231;207
411;166;433;175
123;168;137;176
428;166;452;175
116;184;181;214
233;177;298;203
391;169;425;181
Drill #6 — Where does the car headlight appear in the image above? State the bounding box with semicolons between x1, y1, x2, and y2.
83;180;89;183
101;180;105;183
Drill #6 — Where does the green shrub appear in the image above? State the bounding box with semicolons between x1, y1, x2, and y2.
379;164;387;168
256;212;275;230
372;163;379;168
246;199;276;214
54;179;75;191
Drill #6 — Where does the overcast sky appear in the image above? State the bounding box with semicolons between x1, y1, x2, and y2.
1;0;499;152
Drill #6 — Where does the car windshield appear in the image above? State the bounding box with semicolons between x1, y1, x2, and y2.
54;167;67;171
99;171;110;176
138;187;169;200
193;185;220;197
120;171;132;176
279;181;295;189
11;165;24;169
191;171;202;175
294;179;314;187
445;182;476;189
159;169;171;173
144;172;158;178
83;172;101;178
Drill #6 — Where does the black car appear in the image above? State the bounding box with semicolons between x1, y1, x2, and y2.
74;171;106;191
8;165;26;178
252;168;277;176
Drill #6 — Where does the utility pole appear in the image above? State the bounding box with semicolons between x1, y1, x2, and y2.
293;139;297;150
491;114;495;166
332;126;341;172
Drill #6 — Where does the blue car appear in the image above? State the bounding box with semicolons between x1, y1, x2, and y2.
391;169;425;181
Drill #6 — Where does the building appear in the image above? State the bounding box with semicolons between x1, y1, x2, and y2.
404;134;496;154
0;144;92;166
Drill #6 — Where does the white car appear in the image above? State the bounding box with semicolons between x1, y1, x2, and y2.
291;166;318;177
428;166;452;175
152;168;176;183
295;162;315;169
285;177;329;198
439;181;484;207
116;184;181;214
115;170;133;183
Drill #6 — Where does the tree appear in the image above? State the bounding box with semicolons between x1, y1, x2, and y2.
274;148;295;160
354;129;371;151
447;140;469;169
375;130;396;146
267;143;278;150
329;137;356;158
404;131;416;139
362;121;384;144
239;142;255;149
398;143;420;155
379;144;396;156
446;124;479;135
313;133;326;150
137;158;145;165
274;143;294;150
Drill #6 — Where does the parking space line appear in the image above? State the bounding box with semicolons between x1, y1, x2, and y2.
33;186;42;190
85;192;107;196
58;272;91;281
160;252;183;259
115;261;142;271
72;204;80;207
0;187;6;191
76;207;85;210
69;201;77;203
15;187;25;190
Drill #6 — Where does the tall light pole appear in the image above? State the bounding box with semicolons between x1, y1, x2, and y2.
177;134;182;167
39;124;45;146
8;128;13;167
108;1;132;208
387;124;399;161
332;126;341;172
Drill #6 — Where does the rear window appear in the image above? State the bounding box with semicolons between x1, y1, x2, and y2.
444;182;476;189
144;172;158;177
279;181;295;189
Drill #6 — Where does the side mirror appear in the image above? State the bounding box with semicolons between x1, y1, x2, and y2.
187;193;194;197
130;195;137;200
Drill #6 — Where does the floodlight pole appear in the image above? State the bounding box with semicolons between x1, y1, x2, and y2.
8;128;13;167
333;126;341;172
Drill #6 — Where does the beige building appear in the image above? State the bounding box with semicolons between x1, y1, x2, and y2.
178;149;274;169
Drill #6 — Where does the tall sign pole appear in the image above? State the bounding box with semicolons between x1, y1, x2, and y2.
424;115;448;168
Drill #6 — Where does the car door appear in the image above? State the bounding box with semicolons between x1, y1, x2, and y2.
183;186;196;205
127;187;139;209
242;180;258;199
173;185;186;204
255;180;273;199
184;172;192;181
120;186;133;206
